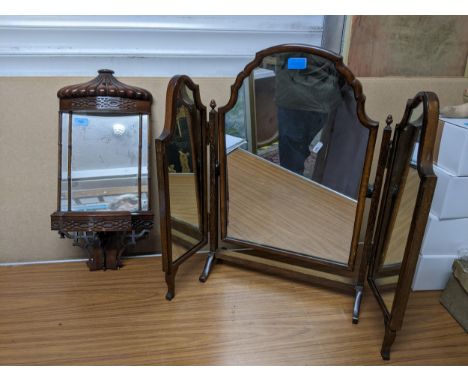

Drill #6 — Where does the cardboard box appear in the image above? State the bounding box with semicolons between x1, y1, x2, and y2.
436;118;468;176
431;165;468;219
413;254;460;291
440;276;468;332
421;213;468;254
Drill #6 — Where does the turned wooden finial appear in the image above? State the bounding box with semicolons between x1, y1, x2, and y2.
210;99;217;110
385;114;393;127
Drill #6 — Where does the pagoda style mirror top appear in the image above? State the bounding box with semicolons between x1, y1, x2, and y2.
51;70;154;271
58;69;152;113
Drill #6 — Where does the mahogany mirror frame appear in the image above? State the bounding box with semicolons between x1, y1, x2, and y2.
217;44;379;277
155;75;208;300
367;91;439;360
50;69;154;271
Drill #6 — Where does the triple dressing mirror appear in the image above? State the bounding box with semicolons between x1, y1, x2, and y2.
156;45;440;359
159;45;380;321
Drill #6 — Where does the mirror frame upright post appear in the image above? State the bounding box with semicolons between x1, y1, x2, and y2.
368;91;439;360
50;69;154;271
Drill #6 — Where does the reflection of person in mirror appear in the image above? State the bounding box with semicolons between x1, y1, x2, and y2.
266;54;344;175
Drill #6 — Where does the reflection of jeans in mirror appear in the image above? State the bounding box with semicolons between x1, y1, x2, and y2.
277;106;326;175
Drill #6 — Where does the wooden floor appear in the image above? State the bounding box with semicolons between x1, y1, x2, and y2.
0;255;467;365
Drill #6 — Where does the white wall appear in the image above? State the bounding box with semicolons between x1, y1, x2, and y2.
0;16;326;77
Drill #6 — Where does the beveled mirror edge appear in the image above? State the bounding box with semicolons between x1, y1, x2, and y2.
155;75;208;300
217;44;379;273
367;91;439;360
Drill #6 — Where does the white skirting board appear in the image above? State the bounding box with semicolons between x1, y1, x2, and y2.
413;253;460;291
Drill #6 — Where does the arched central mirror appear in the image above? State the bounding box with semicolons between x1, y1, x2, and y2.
218;45;378;273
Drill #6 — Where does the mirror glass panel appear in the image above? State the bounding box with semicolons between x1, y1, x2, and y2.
373;104;423;312
166;85;204;261
61;113;149;212
224;51;369;264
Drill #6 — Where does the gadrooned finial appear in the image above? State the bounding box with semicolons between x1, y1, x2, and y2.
386;114;393;126
210;99;217;110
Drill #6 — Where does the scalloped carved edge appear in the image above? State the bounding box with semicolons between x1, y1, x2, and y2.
218;43;378;130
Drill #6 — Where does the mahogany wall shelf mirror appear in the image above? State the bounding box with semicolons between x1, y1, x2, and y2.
51;69;154;271
156;45;440;359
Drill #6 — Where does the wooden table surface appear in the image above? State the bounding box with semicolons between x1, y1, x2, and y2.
0;255;467;365
226;149;357;264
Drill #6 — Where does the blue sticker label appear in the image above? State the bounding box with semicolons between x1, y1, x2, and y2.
74;117;89;127
287;57;307;70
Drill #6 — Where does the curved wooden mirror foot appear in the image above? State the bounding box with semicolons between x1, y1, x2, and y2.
165;272;176;301
199;252;216;283
352;285;364;324
381;326;397;361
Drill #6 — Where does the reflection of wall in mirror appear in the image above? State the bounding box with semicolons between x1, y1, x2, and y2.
225;82;248;140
